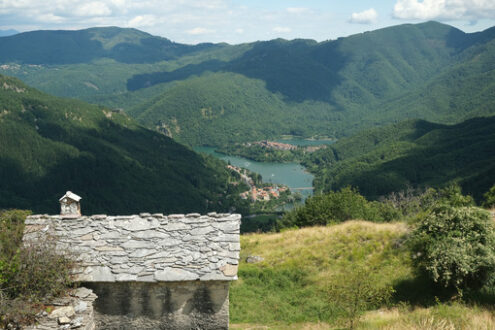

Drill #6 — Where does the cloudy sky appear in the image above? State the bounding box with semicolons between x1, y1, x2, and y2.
1;0;494;44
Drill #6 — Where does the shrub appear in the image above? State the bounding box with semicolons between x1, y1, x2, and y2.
0;210;74;328
434;185;474;208
278;187;400;229
409;204;495;291
381;187;438;219
0;210;30;288
326;262;394;329
483;184;495;209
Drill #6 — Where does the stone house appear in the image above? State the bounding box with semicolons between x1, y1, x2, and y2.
24;196;241;330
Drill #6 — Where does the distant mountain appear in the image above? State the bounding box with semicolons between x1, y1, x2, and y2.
0;27;220;64
1;22;495;146
126;22;495;145
0;74;238;215
304;117;495;201
0;29;18;37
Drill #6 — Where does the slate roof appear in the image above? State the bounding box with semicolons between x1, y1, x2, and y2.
59;191;82;202
23;212;241;283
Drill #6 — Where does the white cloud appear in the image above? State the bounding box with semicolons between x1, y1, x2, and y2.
349;8;378;24
128;14;157;28
37;13;66;24
74;2;112;17
287;7;309;15
190;0;227;10
393;0;495;21
273;26;291;33
235;28;244;34
186;27;214;35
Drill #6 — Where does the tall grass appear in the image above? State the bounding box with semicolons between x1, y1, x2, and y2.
230;221;411;326
230;221;495;328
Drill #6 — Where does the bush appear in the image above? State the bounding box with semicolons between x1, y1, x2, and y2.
0;210;30;288
278;187;400;229
327;262;394;329
0;210;74;328
483;184;495;209
409;204;495;291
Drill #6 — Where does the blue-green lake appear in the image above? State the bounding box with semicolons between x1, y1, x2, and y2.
194;146;315;200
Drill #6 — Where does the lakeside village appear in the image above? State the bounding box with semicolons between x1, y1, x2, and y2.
250;140;325;153
226;164;295;203
217;139;330;164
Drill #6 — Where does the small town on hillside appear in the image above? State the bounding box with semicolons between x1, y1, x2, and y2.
250;140;326;153
227;164;289;202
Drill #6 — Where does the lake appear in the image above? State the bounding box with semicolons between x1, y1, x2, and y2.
194;146;315;200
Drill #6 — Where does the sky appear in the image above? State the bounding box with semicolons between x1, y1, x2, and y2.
0;0;494;44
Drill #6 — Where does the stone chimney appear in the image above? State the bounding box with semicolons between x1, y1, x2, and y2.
59;191;82;217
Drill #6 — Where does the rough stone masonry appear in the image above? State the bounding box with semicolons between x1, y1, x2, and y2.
24;212;241;330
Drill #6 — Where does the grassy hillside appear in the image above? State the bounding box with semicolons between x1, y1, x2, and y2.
230;222;495;328
2;22;495;146
304;117;495;200
231;221;410;326
0;74;240;214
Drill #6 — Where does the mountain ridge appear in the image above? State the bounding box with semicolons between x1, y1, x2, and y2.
1;22;494;146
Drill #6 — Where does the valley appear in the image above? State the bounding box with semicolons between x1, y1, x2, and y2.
1;17;495;330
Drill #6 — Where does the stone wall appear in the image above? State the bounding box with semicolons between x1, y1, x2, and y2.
26;287;97;330
86;281;229;330
24;212;241;282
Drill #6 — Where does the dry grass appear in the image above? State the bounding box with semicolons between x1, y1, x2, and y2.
231;221;412;325
360;305;495;330
231;323;333;329
232;221;495;328
240;221;409;285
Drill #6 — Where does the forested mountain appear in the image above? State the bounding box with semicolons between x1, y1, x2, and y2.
304;117;495;201
0;27;220;64
0;74;238;214
1;22;495;146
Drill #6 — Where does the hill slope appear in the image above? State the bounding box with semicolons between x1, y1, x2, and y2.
0;74;237;214
125;22;495;145
1;22;495;146
231;222;495;328
231;221;409;325
0;27;220;64
304;117;495;200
